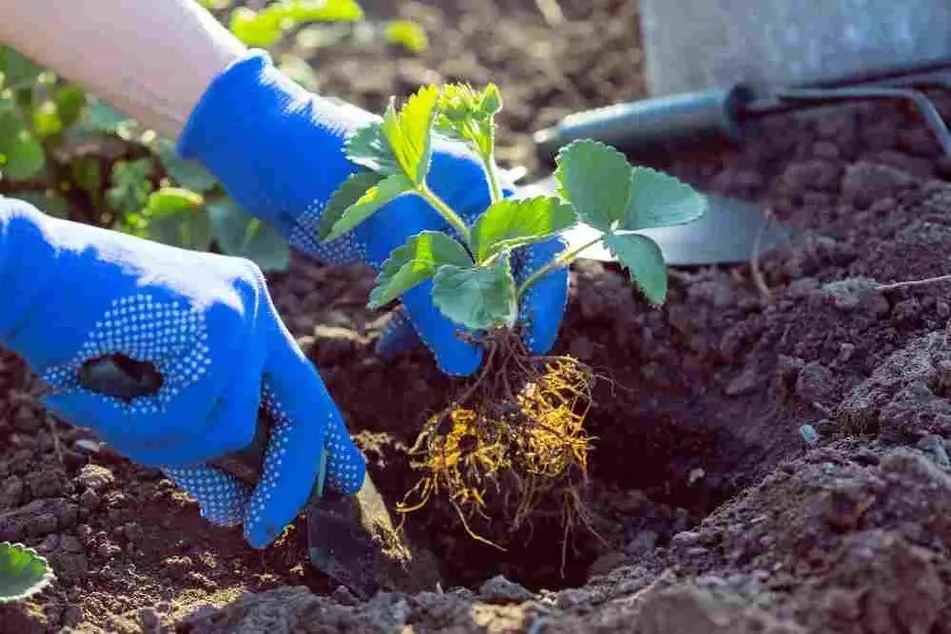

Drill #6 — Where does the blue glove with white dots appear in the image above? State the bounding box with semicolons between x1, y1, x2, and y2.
178;50;569;376
0;197;366;548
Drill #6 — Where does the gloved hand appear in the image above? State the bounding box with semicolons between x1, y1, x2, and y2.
0;196;366;548
178;50;569;377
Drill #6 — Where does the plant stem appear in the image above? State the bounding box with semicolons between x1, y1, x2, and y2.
516;235;603;301
419;182;471;245
481;150;503;204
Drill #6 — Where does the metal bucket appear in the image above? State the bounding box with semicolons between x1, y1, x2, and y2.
639;0;951;96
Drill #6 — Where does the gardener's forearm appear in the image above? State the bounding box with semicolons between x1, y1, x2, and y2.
0;0;246;140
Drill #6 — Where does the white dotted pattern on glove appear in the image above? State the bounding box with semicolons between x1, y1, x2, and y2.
322;411;364;493
512;236;569;353
162;381;364;533
287;200;366;265
164;466;247;526
42;294;211;414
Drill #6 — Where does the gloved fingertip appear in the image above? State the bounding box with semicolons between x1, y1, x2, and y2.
164;465;249;528
374;312;421;359
400;283;484;377
520;276;569;355
434;343;484;377
242;377;327;549
322;415;366;495
515;238;570;356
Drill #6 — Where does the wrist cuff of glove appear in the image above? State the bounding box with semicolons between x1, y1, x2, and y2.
0;199;56;348
177;50;377;231
176;50;312;225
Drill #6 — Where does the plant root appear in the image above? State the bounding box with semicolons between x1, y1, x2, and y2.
396;329;599;562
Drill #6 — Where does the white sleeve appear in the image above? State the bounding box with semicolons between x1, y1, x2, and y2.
0;0;247;140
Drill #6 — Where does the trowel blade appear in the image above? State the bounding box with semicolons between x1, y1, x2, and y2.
305;472;440;599
514;176;791;266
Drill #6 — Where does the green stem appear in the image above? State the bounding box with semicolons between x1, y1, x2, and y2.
481;149;503;204
419;182;472;246
516;235;603;301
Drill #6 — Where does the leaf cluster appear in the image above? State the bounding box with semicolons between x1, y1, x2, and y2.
318;83;707;333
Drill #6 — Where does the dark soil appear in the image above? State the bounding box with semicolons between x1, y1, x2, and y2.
5;0;951;632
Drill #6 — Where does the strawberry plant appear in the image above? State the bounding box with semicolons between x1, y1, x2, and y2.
319;83;707;548
0;542;54;603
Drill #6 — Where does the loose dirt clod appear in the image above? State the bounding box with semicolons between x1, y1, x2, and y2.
397;329;599;561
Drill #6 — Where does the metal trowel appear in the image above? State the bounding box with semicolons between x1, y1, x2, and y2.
513;174;793;267
77;355;440;599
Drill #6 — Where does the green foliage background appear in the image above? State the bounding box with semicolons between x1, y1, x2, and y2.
0;0;426;272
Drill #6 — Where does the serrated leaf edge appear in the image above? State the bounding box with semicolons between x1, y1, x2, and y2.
431;257;517;331
625;165;709;230
473;195;578;262
325;172;412;242
317;171;384;242
603;233;667;306
0;541;55;604
367;230;470;309
553;138;634;232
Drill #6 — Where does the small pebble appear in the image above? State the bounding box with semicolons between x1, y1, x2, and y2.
60;535;84;553
331;585;360;606
37;534;59;553
799;424;819;445
62;605;83;628
80;489;100;510
478;574;534;603
670;531;701;548
917;435;950;468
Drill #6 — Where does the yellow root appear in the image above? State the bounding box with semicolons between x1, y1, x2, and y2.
396;336;597;555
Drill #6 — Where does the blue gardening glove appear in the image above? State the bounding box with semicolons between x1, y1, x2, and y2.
0;197;365;548
178;50;568;376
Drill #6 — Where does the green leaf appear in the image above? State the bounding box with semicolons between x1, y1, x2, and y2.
0;111;45;181
106;158;154;216
603;233;667;305
432;256;517;331
146;187;204;215
279;0;364;22
146;206;213;252
70;156;103;202
32;100;62;140
317;171;384;241
229;1;363;47
208;197;290;271
473;196;577;262
381;85;439;185
0;542;54;603
622;166;707;230
325;172;412;241
82;98;132;134
151;139;218;194
53;84;87;129
345;122;400;175
228;7;283;47
368;230;472;309
198;0;233;9
385;20;429;53
554;139;633;233
0;47;42;90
